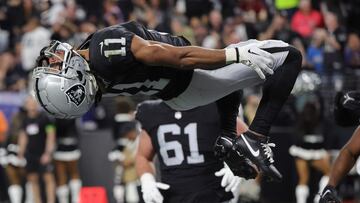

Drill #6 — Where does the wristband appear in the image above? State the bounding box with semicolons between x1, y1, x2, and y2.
225;47;239;64
140;173;156;185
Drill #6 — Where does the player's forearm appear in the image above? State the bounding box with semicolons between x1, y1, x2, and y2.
135;155;155;177
328;147;357;187
141;44;227;70
174;46;228;70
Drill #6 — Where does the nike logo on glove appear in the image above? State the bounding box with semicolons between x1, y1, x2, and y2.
248;49;260;56
241;135;260;157
343;94;355;105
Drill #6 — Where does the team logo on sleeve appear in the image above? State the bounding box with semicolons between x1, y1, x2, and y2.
66;84;86;106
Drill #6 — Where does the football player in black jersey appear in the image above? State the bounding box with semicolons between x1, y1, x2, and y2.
33;21;302;181
320;91;360;203
135;99;246;203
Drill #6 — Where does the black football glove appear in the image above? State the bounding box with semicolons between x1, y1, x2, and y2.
334;91;360;126
319;185;340;203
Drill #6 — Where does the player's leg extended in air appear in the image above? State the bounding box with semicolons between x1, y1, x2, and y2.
164;40;302;181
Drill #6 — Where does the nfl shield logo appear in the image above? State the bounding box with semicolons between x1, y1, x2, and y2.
65;84;86;106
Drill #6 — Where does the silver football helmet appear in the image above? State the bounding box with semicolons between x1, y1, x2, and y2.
32;40;98;119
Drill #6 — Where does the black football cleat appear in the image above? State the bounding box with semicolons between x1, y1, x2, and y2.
214;135;259;179
234;131;282;182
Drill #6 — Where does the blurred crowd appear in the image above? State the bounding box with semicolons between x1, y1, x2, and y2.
0;0;359;93
0;0;360;203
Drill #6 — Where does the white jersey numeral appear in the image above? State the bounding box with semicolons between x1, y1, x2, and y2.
185;123;204;164
99;38;126;57
157;123;204;166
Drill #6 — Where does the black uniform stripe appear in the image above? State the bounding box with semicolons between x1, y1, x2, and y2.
235;47;240;63
35;79;54;115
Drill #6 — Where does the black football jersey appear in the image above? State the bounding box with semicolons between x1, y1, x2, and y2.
136;100;229;195
21;112;54;157
82;21;193;100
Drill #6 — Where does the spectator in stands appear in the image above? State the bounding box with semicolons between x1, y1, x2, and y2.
103;0;124;26
0;52;13;90
170;16;196;46
322;12;347;91
344;33;360;69
4;50;27;92
40;0;66;26
20;16;51;72
291;0;323;39
2;0;40;47
0;26;9;53
190;17;209;46
18;96;56;203
51;21;78;45
64;0;86;24
238;0;267;24
259;13;307;66
73;21;97;47
306;29;326;74
208;9;223;33
232;11;258;42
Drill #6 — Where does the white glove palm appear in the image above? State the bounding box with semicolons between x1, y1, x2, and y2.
228;42;275;79
215;163;243;202
140;173;170;203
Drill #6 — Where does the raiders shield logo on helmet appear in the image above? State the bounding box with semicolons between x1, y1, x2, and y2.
66;84;86;106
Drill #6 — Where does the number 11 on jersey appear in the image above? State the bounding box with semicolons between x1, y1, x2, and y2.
99;38;126;58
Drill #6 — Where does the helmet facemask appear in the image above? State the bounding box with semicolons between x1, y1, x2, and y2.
33;40;90;81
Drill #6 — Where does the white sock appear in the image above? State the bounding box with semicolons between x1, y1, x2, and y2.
25;182;33;203
314;176;329;203
296;185;309;203
125;181;139;203
69;179;82;203
57;185;69;203
318;176;329;193
8;185;22;203
113;185;125;203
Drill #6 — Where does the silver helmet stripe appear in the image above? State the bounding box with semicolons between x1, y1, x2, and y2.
35;78;55;115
